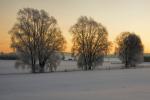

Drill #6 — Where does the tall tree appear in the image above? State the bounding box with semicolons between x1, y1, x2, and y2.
115;32;144;68
70;16;110;70
9;8;66;73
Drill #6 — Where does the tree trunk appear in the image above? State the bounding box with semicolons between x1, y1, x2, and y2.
31;57;36;73
39;62;45;73
125;62;128;68
88;66;92;70
125;47;129;68
85;65;88;70
88;63;92;70
31;65;36;73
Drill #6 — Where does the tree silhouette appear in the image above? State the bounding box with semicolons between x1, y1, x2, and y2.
70;16;111;70
115;32;144;68
9;8;66;73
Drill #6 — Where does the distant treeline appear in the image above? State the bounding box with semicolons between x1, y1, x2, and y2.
144;56;150;62
0;52;150;62
0;53;18;60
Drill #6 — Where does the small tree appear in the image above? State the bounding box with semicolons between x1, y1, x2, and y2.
70;16;110;70
45;52;61;72
9;8;66;73
115;32;144;68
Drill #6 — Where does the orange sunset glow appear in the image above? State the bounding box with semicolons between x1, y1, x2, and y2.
0;0;150;53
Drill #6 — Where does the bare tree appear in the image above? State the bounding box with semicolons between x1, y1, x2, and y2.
45;52;61;72
70;16;111;70
35;11;66;72
9;8;66;73
115;32;144;68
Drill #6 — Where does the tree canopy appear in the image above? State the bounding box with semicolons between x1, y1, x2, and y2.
70;16;111;70
115;32;144;68
9;8;66;73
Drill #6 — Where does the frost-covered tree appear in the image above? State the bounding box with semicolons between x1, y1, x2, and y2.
45;52;61;72
77;54;104;70
70;16;110;70
9;8;66;73
115;32;144;68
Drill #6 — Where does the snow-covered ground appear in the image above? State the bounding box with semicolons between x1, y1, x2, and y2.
0;68;150;100
0;60;150;100
0;60;149;74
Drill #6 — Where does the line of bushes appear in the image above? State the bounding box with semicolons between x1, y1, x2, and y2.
0;53;18;60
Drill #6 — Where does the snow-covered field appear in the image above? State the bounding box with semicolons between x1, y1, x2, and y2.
0;60;115;74
0;59;149;74
0;60;150;100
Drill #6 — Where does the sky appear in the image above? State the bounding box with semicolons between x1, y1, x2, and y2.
0;0;150;53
